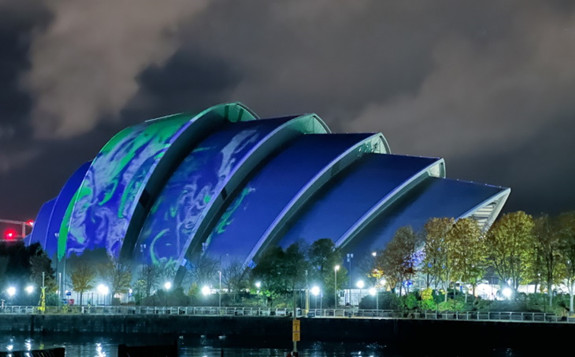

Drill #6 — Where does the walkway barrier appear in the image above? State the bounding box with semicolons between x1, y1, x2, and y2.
0;305;565;323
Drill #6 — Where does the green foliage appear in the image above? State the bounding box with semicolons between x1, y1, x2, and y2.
448;218;486;288
419;288;436;311
423;217;455;301
437;299;465;312
486;211;535;290
532;214;563;307
251;242;309;307
377;292;402;310
69;264;96;306
403;292;418;310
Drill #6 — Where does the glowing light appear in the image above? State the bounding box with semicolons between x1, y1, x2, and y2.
356;280;365;289
7;286;16;297
311;286;320;296
369;287;377;296
502;287;513;299
25;285;34;294
201;285;211;296
164;281;172;290
255;281;261;289
4;229;16;240
334;265;340;272
26;220;34;227
97;284;109;295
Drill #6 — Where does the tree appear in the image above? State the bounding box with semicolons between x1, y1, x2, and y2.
533;214;562;307
251;243;309;307
102;262;132;305
557;211;575;312
221;260;249;303
448;218;486;302
70;264;96;306
307;238;343;306
486;211;535;292
423;217;455;301
376;226;422;295
137;265;160;301
29;244;57;294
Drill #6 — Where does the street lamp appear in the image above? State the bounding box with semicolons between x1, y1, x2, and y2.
218;271;222;312
369;287;378;311
97;284;109;305
311;286;320;309
164;281;172;290
201;285;211;296
334;265;340;308
255;281;262;306
346;253;354;304
356;280;364;306
7;286;16;300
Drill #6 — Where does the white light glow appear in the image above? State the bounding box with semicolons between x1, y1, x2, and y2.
311;286;320;296
97;284;109;295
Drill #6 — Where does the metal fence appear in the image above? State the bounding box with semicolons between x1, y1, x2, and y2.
0;305;569;323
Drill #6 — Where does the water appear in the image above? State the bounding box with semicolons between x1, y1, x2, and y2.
0;333;525;356
0;334;393;357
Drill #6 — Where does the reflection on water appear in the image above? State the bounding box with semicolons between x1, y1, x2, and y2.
0;334;392;357
0;333;523;357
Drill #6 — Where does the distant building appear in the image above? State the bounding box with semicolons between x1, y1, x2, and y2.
29;103;510;284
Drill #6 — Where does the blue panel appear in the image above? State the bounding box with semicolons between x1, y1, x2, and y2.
349;177;507;258
279;154;440;249
203;133;372;266
61;104;258;260
137;117;298;266
45;162;90;258
28;199;55;252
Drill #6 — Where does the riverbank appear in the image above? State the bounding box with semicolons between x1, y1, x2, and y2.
0;314;572;354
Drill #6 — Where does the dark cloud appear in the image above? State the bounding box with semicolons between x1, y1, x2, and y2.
122;49;243;121
1;0;574;220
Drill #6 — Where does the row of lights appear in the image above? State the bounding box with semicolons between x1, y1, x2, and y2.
5;285;35;297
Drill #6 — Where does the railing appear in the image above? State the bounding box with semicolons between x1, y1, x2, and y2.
0;305;567;323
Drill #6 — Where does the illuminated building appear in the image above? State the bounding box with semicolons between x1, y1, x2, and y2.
29;103;510;283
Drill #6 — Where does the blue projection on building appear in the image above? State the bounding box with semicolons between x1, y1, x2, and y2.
203;134;377;267
136;117;297;266
349;177;507;258
278;154;442;249
30;102;510;283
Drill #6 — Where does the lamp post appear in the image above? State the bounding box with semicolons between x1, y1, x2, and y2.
97;284;109;305
218;270;222;313
311;286;320;310
346;253;354;304
164;281;172;307
7;286;16;306
369;287;378;311
356;280;364;307
334;265;340;308
255;281;262;306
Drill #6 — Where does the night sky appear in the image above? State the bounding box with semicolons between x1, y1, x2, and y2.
1;0;574;221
